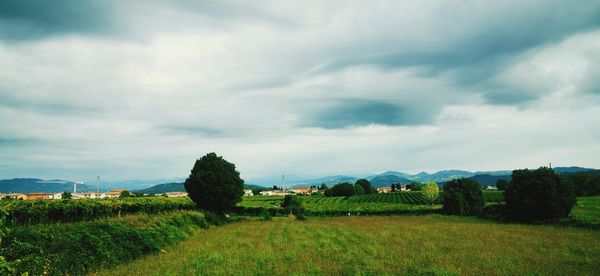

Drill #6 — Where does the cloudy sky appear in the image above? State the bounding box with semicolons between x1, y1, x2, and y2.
1;0;600;182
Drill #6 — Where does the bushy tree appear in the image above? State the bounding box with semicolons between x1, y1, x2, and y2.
408;181;423;191
505;167;575;221
61;191;72;200
320;183;328;190
355;179;376;194
119;190;132;198
324;183;356;197
495;179;509;191
422;182;440;204
184;152;244;214
354;184;365;195
443;178;485;216
281;195;304;215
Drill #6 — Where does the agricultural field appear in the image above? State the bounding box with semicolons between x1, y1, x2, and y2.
238;191;504;215
570;196;600;225
95;215;600;275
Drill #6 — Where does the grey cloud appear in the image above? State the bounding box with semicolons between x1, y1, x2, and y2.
0;137;37;147
481;89;537;105
0;0;115;40
159;126;227;138
304;99;435;129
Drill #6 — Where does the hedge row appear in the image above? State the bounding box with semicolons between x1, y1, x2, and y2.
0;197;196;225
1;211;208;275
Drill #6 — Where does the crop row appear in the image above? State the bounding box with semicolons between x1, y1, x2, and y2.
0;197;196;225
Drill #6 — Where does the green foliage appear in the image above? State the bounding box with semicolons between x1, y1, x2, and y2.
355;179;376;194
0;211;209;275
184;152;244;214
354;184;365;195
237;192;438;216
560;171;600;196
119;190;132;198
62;191;72;200
495;179;509;191
320;183;328;190
505;167;576;221
443;178;485;216
281;195;304;215
0;210;15;275
421;182;440;204
324;183;356;197
0;197;196;225
407;181;423;191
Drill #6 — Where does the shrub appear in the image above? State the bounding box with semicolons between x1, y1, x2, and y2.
0;211;208;275
442;178;485;216
281;195;304;215
505;167;575;221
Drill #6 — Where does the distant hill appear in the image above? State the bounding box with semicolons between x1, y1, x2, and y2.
134;182;267;194
0;178;93;194
553;166;596;174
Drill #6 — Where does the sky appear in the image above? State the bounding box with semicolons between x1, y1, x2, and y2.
1;0;600;182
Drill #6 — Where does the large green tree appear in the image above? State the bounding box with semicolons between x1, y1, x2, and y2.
184;153;244;214
443;178;485;216
355;179;376;194
505;167;575;221
422;182;440;204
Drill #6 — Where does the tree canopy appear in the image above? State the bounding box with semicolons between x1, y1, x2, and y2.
505;167;575;221
324;183;356;197
422;182;440;204
442;178;485;216
355;179;376;194
184;152;244;214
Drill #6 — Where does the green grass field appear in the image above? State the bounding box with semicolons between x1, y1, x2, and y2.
95;215;600;275
570;196;600;225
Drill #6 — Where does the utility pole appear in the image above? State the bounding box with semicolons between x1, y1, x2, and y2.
97;176;100;194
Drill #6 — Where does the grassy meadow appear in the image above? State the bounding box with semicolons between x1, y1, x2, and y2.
570;196;600;225
95;215;600;275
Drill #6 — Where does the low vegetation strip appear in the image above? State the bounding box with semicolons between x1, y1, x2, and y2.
0;197;196;224
1;210;208;275
95;215;600;275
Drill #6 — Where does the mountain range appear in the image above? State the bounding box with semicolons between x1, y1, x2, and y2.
0;166;595;194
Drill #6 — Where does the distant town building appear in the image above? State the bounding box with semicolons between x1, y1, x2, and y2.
0;193;26;200
243;189;254;196
165;192;188;197
105;189;127;198
26;193;51;200
377;187;392;193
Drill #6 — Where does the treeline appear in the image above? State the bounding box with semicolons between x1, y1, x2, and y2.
323;179;377;196
0;197;196;225
446;167;596;224
559;171;600;196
